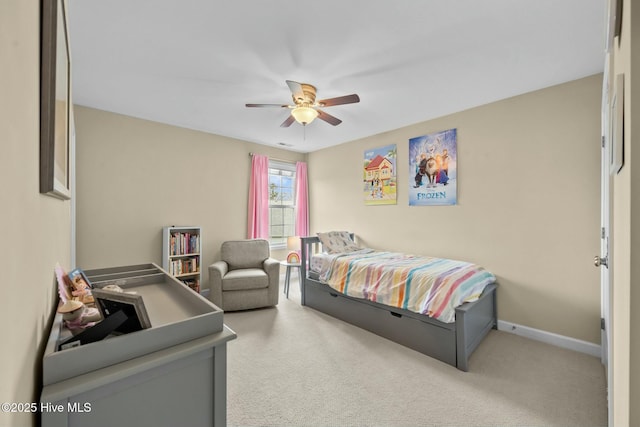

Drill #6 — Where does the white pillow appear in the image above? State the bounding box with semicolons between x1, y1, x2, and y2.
317;231;361;254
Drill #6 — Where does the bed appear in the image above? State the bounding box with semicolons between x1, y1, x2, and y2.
300;233;497;371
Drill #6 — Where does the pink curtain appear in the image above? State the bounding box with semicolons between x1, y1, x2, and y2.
295;161;309;237
247;154;269;239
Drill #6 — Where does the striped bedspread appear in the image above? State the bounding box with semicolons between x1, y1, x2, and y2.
318;250;496;323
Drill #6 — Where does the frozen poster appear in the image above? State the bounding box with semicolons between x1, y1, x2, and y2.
364;144;397;205
409;128;457;206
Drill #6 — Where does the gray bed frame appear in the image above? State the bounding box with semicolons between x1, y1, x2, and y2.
300;236;497;371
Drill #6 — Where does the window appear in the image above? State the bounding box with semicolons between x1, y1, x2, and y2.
268;161;296;247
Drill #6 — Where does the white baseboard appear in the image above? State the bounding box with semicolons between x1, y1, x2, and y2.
497;320;601;358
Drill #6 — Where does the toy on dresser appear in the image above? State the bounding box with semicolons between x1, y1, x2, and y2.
55;263;102;335
57;299;102;335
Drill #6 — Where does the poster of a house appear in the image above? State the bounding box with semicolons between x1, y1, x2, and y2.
364;144;397;205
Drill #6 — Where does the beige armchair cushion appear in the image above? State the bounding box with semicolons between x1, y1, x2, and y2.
222;268;268;291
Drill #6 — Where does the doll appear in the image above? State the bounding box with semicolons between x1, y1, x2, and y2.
57;300;102;335
70;274;94;304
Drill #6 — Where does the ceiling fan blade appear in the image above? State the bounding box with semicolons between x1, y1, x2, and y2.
317;94;360;107
246;103;290;108
280;114;296;128
317;109;342;126
286;80;305;103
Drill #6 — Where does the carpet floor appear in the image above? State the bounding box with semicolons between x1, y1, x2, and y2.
223;278;607;427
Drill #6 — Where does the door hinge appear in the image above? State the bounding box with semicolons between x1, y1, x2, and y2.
601;317;605;330
602;227;606;239
602;136;605;148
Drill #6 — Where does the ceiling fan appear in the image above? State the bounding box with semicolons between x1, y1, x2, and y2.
246;80;360;127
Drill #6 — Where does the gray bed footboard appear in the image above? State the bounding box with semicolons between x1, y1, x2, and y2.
455;283;497;371
299;236;497;371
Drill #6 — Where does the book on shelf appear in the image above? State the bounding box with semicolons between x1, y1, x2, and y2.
168;258;199;276
181;277;201;293
169;232;200;256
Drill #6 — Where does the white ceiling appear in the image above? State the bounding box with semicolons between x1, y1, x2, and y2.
68;0;606;153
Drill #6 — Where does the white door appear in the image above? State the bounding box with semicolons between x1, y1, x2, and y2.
598;116;612;370
597;54;613;426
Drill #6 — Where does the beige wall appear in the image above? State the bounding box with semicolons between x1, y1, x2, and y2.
609;0;638;425
0;1;72;427
73;106;305;291
630;2;639;421
308;75;602;344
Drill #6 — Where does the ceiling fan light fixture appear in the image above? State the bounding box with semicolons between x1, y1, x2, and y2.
291;106;318;125
246;81;359;128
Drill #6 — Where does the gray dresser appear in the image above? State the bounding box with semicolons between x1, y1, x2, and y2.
41;263;236;427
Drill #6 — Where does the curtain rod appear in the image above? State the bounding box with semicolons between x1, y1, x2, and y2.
249;152;297;164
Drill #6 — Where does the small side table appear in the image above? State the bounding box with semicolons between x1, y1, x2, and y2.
280;261;301;299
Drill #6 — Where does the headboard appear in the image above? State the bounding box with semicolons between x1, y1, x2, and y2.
299;233;355;283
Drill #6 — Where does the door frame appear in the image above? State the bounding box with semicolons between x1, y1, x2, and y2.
600;52;613;427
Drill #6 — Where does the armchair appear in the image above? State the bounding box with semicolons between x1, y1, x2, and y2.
208;239;280;311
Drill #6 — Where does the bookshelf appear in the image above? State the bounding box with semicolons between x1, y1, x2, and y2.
162;226;202;293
